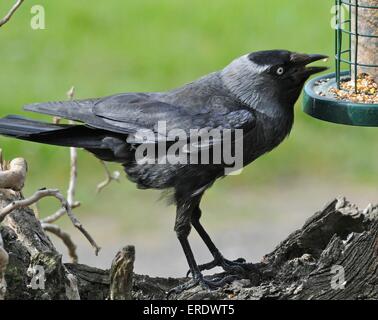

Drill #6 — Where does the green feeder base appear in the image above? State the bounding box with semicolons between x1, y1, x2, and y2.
303;72;378;127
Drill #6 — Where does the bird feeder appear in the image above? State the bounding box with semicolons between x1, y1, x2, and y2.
303;0;378;126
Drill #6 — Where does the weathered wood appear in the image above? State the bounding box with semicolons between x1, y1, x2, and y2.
1;191;377;300
0;157;27;191
0;189;80;300
0;229;8;300
351;0;378;81
109;246;135;300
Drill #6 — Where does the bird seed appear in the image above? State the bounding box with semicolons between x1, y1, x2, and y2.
329;73;378;104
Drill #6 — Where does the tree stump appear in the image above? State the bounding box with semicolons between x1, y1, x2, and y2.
1;190;377;300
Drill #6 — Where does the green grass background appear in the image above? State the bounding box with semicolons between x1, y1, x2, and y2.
0;0;377;232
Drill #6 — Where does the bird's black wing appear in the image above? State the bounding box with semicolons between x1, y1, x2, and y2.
24;93;256;142
24;96;133;134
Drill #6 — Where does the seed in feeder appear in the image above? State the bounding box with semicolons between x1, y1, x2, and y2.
328;73;378;104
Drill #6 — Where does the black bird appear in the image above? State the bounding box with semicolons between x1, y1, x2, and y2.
0;50;327;293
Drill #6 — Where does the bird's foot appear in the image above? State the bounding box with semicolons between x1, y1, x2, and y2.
167;273;238;298
188;256;255;276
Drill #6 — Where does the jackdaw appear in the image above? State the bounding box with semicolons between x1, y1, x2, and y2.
0;50;327;294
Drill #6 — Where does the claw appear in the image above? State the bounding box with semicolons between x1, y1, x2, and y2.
186;259;219;277
187;256;250;276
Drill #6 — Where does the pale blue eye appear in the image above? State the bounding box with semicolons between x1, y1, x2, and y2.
276;67;285;75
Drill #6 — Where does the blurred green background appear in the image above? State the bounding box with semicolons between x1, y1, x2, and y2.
0;0;377;276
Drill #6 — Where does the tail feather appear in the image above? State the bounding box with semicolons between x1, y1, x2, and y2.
0;115;106;149
0;115;67;137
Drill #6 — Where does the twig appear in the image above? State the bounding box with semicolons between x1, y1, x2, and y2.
66;86;75;100
52;190;100;255
0;188;100;255
0;149;3;171
42;86;101;256
66;86;79;206
42;86;80;223
0;0;24;28
41;202;80;224
67;147;79;205
97;161;120;194
0;189;56;222
42;223;78;263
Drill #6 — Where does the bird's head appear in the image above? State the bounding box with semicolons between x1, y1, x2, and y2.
221;50;328;108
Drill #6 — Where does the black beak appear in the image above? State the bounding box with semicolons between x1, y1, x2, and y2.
290;53;329;75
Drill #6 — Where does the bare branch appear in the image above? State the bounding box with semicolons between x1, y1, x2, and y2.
66;86;75;100
67;147;79;205
41;202;80;224
66;86;79;206
42;223;78;263
41;86;102;257
97;161;121;194
0;188;100;255
54;191;101;256
43;86;80;223
66;87;80;206
0;189;58;222
0;0;24;28
65;207;101;256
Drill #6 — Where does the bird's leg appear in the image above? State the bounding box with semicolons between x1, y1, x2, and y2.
167;202;237;297
189;206;254;275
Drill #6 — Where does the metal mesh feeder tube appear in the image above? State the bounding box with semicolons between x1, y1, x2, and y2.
303;0;378;126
